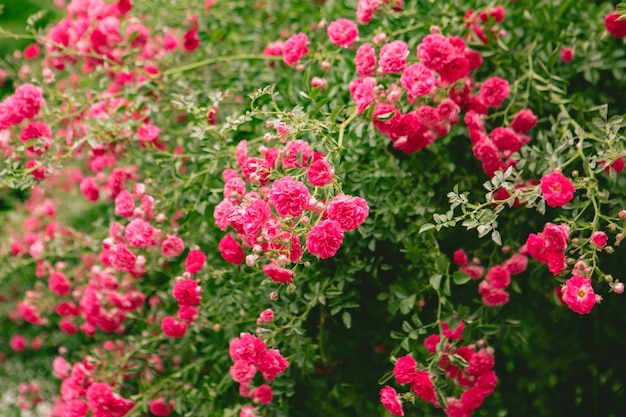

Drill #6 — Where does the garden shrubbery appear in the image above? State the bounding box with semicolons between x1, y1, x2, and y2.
1;1;626;416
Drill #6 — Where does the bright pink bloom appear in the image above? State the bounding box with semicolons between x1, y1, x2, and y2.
161;236;185;257
14;84;44;120
379;40;409;74
440;57;470;83
230;333;267;364
218;233;244;265
606;11;626;39
10;335;27;352
401;63;436;97
230;360;257;383
257;348;289;381
411;371;437;403
269;176;310;217
562;276;595;314
109;244;136;272
253;384;273;404
178;305;199;322
485;265;511;289
479;77;510;108
137;124;160;142
53;356;71;379
49;272;71;296
161;316;188;338
326;195;369;231
478;281;509;307
560;47;574;62
243;199;270;235
453;249;468;265
442;320;465;340
423;334;441;353
355;43;377;76
283;33;309;66
380;385;404;416
504;253;528;275
125;218;154;248
540;171;575;207
393;354;417;384
590;231;608;249
185;249;206;274
327;18;358;47
24;43;41;59
149;398;173;416
349;76;377;114
491;127;525;153
80;177;100;202
172;279;201;306
306;219;344;259
259;308;274;323
511;109;538;133
263;261;293;283
114;190;134;217
307;159;334;187
417;34;454;72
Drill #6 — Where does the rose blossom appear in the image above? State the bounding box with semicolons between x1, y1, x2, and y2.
307;159;334;187
479;77;510;108
380;385;404;416
218;233;245;265
562;276;595;314
355;43;377;76
269;176;310;217
393;354;417;384
379;40;409;74
306;219;344;259
540;170;575;207
326;195;369;231
590;231;608;249
327;18;358;47
283;33;309;66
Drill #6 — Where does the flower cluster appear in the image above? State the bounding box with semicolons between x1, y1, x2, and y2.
214;135;368;283
229;332;289;411
381;329;498;417
526;223;570;275
455;248;528;307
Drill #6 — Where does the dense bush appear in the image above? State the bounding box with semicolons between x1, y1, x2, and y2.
1;1;626;416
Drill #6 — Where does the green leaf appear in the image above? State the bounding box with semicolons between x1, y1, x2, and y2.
399;294;416;315
478;324;500;336
378;371;394;385
430;274;442;291
453;271;471;285
342;311;352;329
419;223;435;233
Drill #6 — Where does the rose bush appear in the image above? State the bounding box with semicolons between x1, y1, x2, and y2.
1;1;626;416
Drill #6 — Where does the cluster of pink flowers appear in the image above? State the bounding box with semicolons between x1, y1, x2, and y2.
526;223;570;275
16;382;43;411
52;361;135;417
160;248;206;338
348;30;486;154
0;83;45;130
214;135;368;283
466;105;537;177
229;332;289;412
454;248;528;307
381;327;497;417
